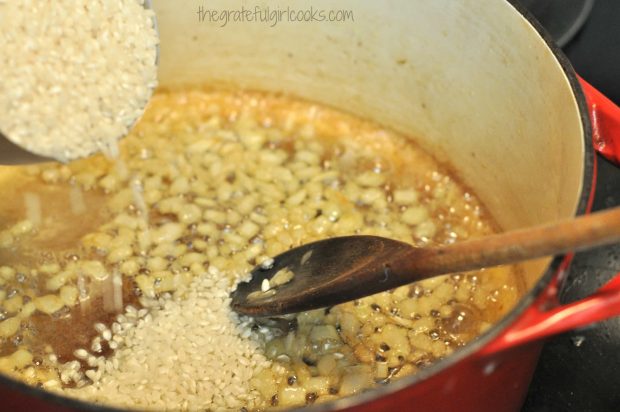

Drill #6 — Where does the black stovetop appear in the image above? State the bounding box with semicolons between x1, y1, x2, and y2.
522;0;620;411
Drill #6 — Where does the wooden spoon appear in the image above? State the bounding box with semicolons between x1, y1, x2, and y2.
231;207;620;317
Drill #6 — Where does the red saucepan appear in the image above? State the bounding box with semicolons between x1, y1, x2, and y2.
1;0;620;411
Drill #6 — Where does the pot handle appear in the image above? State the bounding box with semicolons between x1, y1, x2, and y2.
579;76;620;164
480;78;620;355
481;268;620;355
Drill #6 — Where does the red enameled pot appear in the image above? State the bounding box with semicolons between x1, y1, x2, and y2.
1;1;620;411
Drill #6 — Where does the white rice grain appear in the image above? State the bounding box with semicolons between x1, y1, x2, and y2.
0;0;158;161
60;267;269;411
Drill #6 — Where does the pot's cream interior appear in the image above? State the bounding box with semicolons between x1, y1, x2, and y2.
152;0;585;289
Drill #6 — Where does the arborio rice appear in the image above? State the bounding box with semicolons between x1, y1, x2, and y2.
0;90;523;411
0;0;158;161
61;266;271;411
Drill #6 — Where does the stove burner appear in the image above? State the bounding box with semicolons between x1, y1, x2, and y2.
520;0;595;46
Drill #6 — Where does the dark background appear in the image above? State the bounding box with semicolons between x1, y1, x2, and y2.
521;0;620;411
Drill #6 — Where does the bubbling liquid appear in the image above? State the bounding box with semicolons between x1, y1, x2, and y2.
0;90;524;410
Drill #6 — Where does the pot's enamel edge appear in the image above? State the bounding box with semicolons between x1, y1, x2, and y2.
288;0;597;410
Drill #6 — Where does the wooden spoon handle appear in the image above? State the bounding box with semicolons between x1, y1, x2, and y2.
398;206;620;278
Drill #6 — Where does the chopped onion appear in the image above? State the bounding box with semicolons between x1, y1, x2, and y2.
261;279;270;292
115;159;129;181
131;176;148;217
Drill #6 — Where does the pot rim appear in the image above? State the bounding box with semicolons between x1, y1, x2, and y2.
0;1;595;411
297;1;595;410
